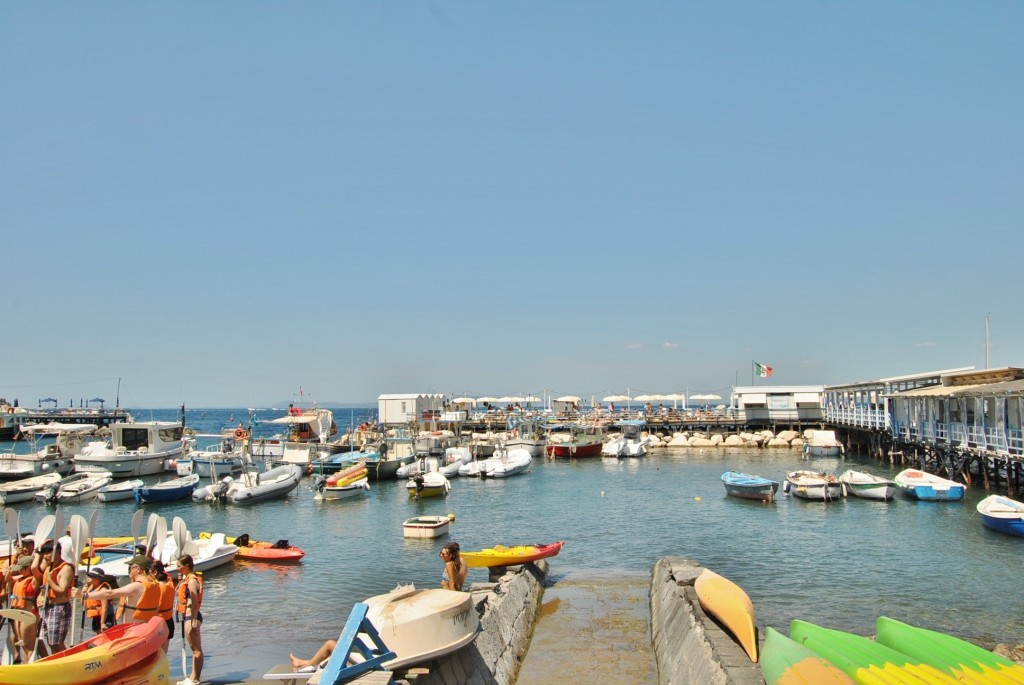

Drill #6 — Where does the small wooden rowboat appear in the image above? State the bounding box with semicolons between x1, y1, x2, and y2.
460;541;565;568
402;515;450;539
760;626;854;685
694;568;758;662
199;531;305;562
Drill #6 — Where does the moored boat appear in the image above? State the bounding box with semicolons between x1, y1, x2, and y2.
407;470;451;499
193;464;302;505
0;472;63;505
76;420;186;477
461;541;565;568
134;473;200;504
313;476;370;501
785;470;843;501
97;478;145;502
894;469;965;502
97;531;238;579
721;471;780;502
694;568;758;662
199;532;306;562
544;424;604;458
0;423;96;479
403;515;450;539
34;470;114;504
838;469;897;501
976;494;1024;538
363;585;480;670
803;429;844;457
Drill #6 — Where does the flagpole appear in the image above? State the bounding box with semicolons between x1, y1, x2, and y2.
751;360;754;385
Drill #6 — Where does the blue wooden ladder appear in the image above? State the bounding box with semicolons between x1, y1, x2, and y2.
318;602;396;685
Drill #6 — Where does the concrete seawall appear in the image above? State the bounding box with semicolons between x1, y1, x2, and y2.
650;557;764;685
412;561;547;685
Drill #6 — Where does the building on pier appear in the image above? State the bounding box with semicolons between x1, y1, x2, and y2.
730;385;825;427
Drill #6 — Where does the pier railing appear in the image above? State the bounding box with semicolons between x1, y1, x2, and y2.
824;406;890;431
892;420;1023;457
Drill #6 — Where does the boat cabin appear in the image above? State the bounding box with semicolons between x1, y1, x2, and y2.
111;421;184;454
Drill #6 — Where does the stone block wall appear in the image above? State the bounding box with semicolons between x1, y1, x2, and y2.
650;557;764;685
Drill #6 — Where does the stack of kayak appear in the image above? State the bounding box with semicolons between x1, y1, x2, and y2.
0;616;168;684
313;462;370;501
762;616;1024;684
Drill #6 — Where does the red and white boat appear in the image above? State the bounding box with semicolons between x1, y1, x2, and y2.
544;424;604;458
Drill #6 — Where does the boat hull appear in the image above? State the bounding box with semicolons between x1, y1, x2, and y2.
76;451;179;477
545;442;602;458
977;494;1024;537
315;477;370;501
461;541;565;568
894;469;965;501
0;472;63;504
721;472;779;502
135;474;200;504
694;568;758;662
403;515;450;538
761;627;854;685
97;479;145;502
363;586;480;670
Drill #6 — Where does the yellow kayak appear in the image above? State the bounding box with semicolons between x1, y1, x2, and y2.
694;568;758;662
103;649;169;685
460;541;565;568
0;616;167;685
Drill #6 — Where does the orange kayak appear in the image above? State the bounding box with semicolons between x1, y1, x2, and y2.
0;617;167;685
199;531;305;562
694;568;759;662
327;463;367;486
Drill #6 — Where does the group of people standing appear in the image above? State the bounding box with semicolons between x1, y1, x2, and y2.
2;535;205;685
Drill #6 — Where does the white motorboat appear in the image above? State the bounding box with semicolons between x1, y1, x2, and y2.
0;423;97;479
363;585;480;670
183;432;246;478
76;420;185;477
314;476;370;501
603;421;650;458
193;464;303;505
268;406;337;443
839;469;897;501
504;420;546;458
94;531;238;579
803;429;844;457
439;446;473;477
458;449;531;478
402;515;450;539
0;472;63;504
97;478;145;502
407;470;451;499
34;470;113;504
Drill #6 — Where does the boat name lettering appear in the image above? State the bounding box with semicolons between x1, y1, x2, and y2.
84;660;104;671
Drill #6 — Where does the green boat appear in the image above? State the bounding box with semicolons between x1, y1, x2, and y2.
789;619;964;684
761;626;854;684
875;617;1024;685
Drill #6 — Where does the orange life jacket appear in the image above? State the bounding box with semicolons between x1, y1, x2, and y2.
158;577;175;620
118;576;161;622
176;572;203;615
11;576;38;613
44;560;73;601
85;580;111;618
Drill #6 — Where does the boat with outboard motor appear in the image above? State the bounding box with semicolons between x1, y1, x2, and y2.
192;464;303;505
34;470;114;504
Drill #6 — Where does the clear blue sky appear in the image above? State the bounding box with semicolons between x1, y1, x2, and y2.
3;3;1022;408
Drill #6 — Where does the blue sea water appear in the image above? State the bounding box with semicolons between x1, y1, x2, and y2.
5;407;1024;682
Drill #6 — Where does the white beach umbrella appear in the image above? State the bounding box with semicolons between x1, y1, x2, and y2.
476;396;499;403
497;396;524;403
602;395;632;403
522;395;541;403
450;397;476;405
632;394;661;402
555;395;581;403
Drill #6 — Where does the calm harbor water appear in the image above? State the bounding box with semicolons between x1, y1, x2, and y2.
6;407;1024;682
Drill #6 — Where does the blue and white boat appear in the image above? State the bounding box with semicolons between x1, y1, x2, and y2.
721;471;780;502
134;473;201;504
894;469;965;501
977;494;1024;537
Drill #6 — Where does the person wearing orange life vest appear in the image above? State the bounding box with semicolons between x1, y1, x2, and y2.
151;559;176;650
75;555;157;626
39;536;76;654
83;568;117;633
3;555;40;662
176;554;204;685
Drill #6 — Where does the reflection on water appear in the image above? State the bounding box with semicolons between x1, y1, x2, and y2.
6;408;1024;682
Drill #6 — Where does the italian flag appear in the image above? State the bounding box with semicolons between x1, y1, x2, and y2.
755;362;773;378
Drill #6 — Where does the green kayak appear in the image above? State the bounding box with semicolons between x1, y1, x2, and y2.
875;617;1024;685
761;626;854;684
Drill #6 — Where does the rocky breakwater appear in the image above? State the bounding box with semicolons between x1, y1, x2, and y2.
650;557;764;685
410;561;547;685
608;428;809;449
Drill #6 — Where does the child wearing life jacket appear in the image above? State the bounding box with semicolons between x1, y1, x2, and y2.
84;568;118;633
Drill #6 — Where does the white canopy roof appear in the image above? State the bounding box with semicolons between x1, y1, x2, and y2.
20;423;99;434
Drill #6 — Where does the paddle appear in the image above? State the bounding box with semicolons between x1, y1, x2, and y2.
68;514;88;646
144;513;159;558
2;508;18;665
76;509;99;641
172;516;189;678
33;507;63;661
130;509;144;552
153;516;168;561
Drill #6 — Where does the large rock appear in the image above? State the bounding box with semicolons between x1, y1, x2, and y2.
777;430;800;442
723;435;746;446
766;437;791;448
710;434;724;445
689;437;716;447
